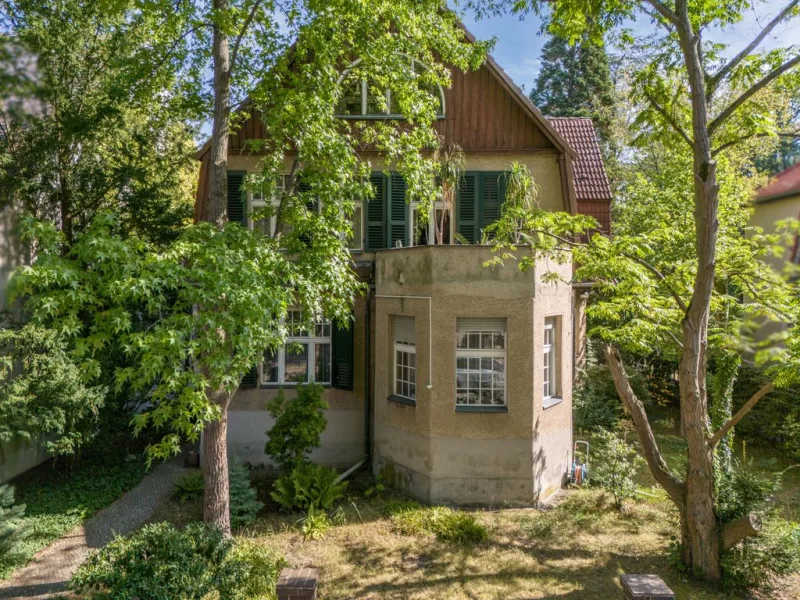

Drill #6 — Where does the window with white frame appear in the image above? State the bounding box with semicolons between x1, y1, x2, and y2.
410;201;452;246
543;317;560;403
456;318;506;406
393;316;416;401
249;175;288;237
261;310;332;385
336;57;445;118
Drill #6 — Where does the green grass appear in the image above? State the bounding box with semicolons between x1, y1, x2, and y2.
0;452;148;580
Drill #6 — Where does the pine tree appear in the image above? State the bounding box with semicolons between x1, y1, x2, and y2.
530;34;615;142
228;460;263;530
0;484;26;558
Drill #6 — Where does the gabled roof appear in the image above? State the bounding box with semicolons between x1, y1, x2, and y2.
547;117;612;202
755;162;800;202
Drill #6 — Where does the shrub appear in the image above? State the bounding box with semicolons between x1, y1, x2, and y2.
70;522;284;600
173;470;204;504
573;364;650;431
299;507;331;541
265;383;327;469
715;457;779;525
721;518;800;594
388;504;488;545
229;459;264;530
0;485;25;559
590;428;645;510
271;462;347;512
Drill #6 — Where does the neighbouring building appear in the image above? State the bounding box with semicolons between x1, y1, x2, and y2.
194;31;612;505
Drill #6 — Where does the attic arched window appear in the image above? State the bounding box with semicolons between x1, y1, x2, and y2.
336;57;445;119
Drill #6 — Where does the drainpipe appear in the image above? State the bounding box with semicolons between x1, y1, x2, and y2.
364;277;373;460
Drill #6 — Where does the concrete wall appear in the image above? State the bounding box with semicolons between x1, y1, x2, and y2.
373;246;573;505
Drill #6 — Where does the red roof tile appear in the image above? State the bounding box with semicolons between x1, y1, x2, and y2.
755;161;800;201
547;117;612;202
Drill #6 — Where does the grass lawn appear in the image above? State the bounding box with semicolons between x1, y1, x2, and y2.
0;451;148;580
146;406;800;599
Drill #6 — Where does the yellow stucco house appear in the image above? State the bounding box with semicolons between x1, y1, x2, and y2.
194;41;612;506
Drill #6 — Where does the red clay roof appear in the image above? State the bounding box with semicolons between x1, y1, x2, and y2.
547;117;612;202
755;161;800;202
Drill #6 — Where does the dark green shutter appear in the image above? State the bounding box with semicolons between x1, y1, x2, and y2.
241;365;258;388
388;173;408;248
227;171;246;225
479;172;505;238
366;172;386;251
331;316;355;390
456;172;478;243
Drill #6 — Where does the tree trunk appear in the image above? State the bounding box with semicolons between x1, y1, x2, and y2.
203;390;232;536
202;0;233;537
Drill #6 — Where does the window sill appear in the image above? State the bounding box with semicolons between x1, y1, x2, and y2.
543;396;563;409
387;394;417;407
455;405;508;413
259;383;332;390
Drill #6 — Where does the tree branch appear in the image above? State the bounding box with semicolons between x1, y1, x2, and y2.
712;131;800;156
620;252;689;314
642;0;681;27
708;382;774;448
604;345;686;507
722;513;763;551
230;0;264;73
709;54;800;134
642;89;693;149
707;0;800;97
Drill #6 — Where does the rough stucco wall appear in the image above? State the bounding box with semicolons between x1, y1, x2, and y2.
373;246;573;505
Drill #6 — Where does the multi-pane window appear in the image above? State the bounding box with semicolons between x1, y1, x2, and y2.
393;316;416;401
261;310;332;385
249;175;289;236
410;202;452;246
543;317;559;400
456;318;506;406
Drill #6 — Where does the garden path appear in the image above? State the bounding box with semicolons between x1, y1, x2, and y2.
0;457;185;599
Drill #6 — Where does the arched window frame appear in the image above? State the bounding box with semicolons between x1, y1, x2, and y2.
336;56;446;119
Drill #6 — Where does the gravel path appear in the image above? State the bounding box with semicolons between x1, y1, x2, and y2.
0;458;185;600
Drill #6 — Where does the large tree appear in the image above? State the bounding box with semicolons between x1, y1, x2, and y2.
473;0;800;580
529;33;616;141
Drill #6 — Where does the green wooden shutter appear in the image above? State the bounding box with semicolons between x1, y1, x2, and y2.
479;172;505;238
388;173;408;248
227;171;246;226
331;316;355;390
456;172;478;243
241;365;258;388
366;172;386;251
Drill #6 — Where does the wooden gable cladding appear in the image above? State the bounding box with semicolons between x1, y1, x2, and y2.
437;64;553;151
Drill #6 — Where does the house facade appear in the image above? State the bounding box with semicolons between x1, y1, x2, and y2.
194;46;611;505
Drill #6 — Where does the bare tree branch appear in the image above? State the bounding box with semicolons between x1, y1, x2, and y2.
708;382;774;448
707;0;800;97
709;54;800;134
642;89;694;148
605;345;686;507
722;514;763;551
643;0;681;27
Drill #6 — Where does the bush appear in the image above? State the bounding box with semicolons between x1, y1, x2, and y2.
715;458;779;525
271;461;347;512
229;459;264;530
265;383;327;469
590;428;645;510
388;503;488;545
173;470;204;504
0;485;25;559
574;364;650;431
721;518;800;594
299;507;331;541
70;522;285;600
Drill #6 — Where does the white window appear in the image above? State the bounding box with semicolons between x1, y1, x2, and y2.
410;201;452;246
346;203;363;251
456;318;506;406
543;317;560;405
393;316;416;401
261;310;331;385
336;57;445;118
249;175;288;237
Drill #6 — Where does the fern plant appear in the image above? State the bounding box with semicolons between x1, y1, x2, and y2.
173;470;204;504
271;462;347;512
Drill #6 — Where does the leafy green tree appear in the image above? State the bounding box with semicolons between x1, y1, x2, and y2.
591;428;645;510
265;383;327;470
0;0;199;246
0;323;105;456
472;0;800;579
529;33;616;141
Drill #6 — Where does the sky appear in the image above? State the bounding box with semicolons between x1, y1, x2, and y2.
457;2;800;93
